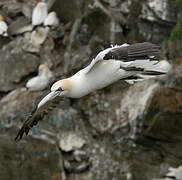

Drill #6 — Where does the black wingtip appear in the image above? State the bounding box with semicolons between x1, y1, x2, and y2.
14;118;39;141
14;125;31;141
14;127;25;141
142;70;167;75
14;131;23;141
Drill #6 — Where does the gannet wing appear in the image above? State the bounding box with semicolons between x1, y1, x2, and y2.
85;42;161;74
14;93;62;141
103;42;161;61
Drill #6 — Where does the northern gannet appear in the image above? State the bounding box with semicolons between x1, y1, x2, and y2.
32;2;48;26
26;64;53;91
15;42;171;140
166;166;182;179
44;11;59;27
0;15;8;36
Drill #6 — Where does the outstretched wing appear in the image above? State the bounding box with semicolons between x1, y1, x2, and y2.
85;42;161;74
14;94;62;141
103;42;161;61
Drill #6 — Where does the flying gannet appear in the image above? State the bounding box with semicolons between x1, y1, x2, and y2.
44;11;59;27
26;64;53;91
0;15;8;36
32;2;48;26
15;42;171;140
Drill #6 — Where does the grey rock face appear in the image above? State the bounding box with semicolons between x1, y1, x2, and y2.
0;40;39;92
8;17;33;35
141;0;178;23
120;80;160;139
0;88;43;126
30;27;50;47
51;0;83;22
139;0;178;42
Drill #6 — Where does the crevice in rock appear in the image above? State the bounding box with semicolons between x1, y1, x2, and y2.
0;90;11;100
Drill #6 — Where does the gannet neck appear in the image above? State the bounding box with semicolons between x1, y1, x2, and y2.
0;15;3;21
37;2;46;8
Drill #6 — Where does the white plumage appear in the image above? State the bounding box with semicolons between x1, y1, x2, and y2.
32;2;48;26
0;15;8;37
166;166;182;179
44;11;59;27
26;64;53;91
43;42;171;103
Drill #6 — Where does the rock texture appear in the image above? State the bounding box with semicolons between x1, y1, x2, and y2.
0;40;39;92
0;0;182;180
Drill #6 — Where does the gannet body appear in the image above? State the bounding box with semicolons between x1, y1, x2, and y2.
166;166;182;179
63;60;132;98
0;15;8;36
44;11;59;27
32;2;48;26
15;42;171;140
26;64;53;91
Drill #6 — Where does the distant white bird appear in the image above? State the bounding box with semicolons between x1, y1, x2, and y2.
32;2;48;26
15;42;171;140
0;15;8;36
166;166;182;179
44;11;59;27
26;64;53;91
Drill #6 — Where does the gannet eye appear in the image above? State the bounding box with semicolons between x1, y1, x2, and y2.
56;87;63;92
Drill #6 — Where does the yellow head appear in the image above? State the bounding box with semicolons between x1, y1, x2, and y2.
51;79;71;92
38;64;49;75
37;2;46;8
50;11;56;16
0;15;4;21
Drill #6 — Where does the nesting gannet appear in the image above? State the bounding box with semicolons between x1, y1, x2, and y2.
0;15;8;36
32;2;48;26
166;166;182;179
15;42;171;140
26;64;53;91
44;11;59;27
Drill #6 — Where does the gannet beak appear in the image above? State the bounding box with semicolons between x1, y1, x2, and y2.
37;90;60;109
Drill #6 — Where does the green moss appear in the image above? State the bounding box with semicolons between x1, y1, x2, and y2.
169;17;182;41
166;0;182;41
161;37;169;48
176;0;182;9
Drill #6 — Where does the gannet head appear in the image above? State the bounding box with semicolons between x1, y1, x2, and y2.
38;64;49;75
50;11;56;16
178;166;182;171
37;79;71;109
37;2;47;9
51;79;71;96
0;15;4;21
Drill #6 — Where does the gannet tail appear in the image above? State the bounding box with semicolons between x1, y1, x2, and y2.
121;60;172;84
